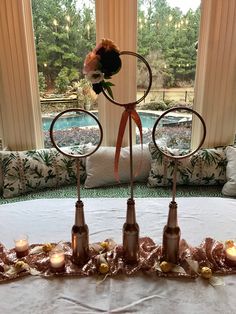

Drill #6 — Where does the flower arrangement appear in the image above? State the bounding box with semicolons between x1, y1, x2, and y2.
83;39;122;98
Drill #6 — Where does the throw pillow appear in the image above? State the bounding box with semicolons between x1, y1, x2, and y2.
222;146;236;196
1;146;86;198
84;144;151;188
148;142;227;187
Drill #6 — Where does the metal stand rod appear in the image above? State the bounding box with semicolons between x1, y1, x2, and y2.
129;113;134;200
172;160;177;203
76;159;80;201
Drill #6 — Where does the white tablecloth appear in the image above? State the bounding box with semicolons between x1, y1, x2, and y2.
0;197;236;314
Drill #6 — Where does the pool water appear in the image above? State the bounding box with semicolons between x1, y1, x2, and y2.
43;113;99;131
42;111;181;131
139;112;159;129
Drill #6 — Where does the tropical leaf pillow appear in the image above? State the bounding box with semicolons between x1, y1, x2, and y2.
147;142;227;187
1;146;86;198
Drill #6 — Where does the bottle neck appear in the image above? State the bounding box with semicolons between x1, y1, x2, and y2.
167;201;178;228
75;200;85;226
126;198;136;224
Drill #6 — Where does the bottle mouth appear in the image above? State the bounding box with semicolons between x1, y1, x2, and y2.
72;225;80;232
76;200;84;207
127;198;135;205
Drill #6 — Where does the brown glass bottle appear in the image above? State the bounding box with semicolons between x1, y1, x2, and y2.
71;200;89;266
162;201;181;264
123;198;139;264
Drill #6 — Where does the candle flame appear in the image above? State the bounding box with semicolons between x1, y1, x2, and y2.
227;246;236;255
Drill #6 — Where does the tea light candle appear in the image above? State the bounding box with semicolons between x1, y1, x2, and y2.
226;246;236;264
50;248;65;270
14;235;29;258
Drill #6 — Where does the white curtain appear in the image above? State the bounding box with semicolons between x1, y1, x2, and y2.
95;0;137;146
0;0;43;150
193;0;236;148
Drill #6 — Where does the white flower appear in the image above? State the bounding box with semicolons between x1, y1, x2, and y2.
86;70;104;84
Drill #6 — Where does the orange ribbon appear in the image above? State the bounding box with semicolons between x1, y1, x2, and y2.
114;104;143;181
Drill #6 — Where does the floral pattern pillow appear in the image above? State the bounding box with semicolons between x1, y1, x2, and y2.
147;142;227;187
1;146;87;198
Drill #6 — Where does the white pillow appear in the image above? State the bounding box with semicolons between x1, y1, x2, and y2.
85;144;151;188
222;146;236;196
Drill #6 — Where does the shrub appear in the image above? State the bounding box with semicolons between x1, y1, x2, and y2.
38;72;46;93
68;67;80;82
55;67;70;93
142;101;168;111
167;101;193;109
68;78;97;109
164;99;174;106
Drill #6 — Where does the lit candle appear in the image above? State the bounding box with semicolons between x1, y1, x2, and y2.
14;235;29;258
226;246;236;265
49;247;65;271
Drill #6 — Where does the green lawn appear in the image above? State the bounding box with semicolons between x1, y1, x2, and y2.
137;87;194;104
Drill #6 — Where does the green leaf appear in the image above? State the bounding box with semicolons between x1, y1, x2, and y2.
105;81;115;87
105;84;114;99
101;81;114;99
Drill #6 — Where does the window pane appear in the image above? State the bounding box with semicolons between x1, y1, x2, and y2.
137;0;201;144
31;0;96;148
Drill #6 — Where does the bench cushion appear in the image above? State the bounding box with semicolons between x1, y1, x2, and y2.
1;147;86;198
147;142;227;187
222;146;236;196
84;144;151;188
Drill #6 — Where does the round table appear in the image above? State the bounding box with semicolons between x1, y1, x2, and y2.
0;197;235;314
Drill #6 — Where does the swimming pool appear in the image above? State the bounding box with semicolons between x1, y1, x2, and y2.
43;113;99;131
42;111;182;131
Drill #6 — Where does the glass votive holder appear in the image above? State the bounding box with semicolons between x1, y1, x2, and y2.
49;246;65;272
225;246;236;267
14;234;29;258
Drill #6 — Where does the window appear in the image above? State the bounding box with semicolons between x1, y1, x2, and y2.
1;0;235;151
137;0;201;144
31;0;96;148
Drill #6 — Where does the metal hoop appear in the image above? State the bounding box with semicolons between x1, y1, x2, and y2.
102;51;152;107
49;108;103;158
152;106;206;160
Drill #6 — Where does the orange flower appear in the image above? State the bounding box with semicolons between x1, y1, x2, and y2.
83;51;100;75
83;38;121;98
94;38;120;53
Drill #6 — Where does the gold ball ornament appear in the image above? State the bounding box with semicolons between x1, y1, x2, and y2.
200;266;212;279
225;240;234;248
99;263;109;274
100;241;109;250
15;261;27;271
42;243;54;253
160;261;173;273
